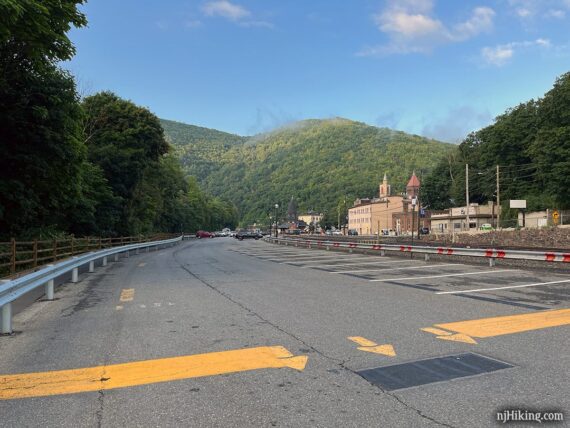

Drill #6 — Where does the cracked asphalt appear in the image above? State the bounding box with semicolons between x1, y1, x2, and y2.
0;238;568;427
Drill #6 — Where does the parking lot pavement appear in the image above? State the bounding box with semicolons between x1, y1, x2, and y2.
2;239;568;427
231;242;570;310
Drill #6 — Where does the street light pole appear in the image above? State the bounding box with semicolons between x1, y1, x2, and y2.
465;164;470;232
411;197;417;258
274;204;279;238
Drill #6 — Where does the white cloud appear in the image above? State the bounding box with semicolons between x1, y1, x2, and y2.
508;0;570;19
362;1;495;56
201;1;273;29
481;46;514;66
546;9;566;18
202;1;251;21
453;7;495;41
422;106;493;143
481;38;551;66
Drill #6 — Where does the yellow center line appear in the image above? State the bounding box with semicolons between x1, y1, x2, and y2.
0;346;308;400
119;288;135;302
434;308;570;338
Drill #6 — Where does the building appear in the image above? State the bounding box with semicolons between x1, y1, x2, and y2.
298;210;323;227
348;172;420;236
430;202;498;233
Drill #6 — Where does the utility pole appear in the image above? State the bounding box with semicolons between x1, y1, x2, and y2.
496;165;500;230
465;164;470;232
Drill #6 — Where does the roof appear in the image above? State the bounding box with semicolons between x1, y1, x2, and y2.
407;172;420;188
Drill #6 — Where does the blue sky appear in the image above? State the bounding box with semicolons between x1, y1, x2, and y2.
67;0;570;142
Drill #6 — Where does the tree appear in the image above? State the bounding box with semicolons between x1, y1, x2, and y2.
0;0;89;238
82;92;170;234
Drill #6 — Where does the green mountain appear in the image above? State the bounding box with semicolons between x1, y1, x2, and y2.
162;117;454;225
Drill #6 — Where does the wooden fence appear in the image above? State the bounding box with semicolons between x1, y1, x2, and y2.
0;234;177;279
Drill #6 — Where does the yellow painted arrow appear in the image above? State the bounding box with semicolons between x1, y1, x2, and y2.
0;346;308;400
421;308;570;344
348;337;396;357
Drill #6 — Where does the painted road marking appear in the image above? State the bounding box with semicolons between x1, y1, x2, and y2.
333;263;460;274
115;306;123;311
436;279;570;295
119;289;135;302
138;262;146;267
369;269;512;282
0;346;308;400
286;256;373;265
303;260;412;269
348;337;396;357
422;308;570;344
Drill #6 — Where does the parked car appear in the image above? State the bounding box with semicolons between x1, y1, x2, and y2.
348;229;358;236
332;230;342;236
480;223;494;231
419;227;430;235
196;230;214;239
235;231;262;240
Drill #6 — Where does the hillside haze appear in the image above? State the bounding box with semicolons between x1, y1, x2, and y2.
163;118;454;225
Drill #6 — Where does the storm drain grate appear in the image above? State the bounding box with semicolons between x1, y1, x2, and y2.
357;353;513;391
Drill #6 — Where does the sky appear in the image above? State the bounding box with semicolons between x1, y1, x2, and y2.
67;0;570;142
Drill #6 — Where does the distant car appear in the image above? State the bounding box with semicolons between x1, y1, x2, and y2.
235;231;262;240
196;230;214;239
325;230;333;236
348;229;358;236
419;227;430;235
480;223;494;231
332;230;342;236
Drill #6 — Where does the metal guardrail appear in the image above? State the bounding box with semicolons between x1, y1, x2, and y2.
0;236;182;334
266;237;570;264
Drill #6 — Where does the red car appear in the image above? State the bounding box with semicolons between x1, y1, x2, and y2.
196;230;214;239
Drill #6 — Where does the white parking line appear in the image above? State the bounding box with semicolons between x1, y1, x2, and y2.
333;263;461;274
302;259;411;269
283;256;374;265
267;254;354;261
436;279;570;295
369;269;513;282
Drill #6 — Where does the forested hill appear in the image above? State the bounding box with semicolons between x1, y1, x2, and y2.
164;118;454;226
422;71;570;223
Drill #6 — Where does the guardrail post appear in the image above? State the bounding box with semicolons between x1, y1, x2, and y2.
424;254;430;262
125;250;130;258
1;302;12;335
102;256;107;266
71;258;79;283
45;276;55;301
380;250;385;256
489;258;496;267
88;260;95;273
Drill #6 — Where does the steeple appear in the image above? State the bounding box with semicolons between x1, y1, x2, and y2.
379;172;391;198
406;171;420;198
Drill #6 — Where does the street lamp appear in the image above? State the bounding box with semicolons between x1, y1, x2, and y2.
411;197;417;258
274;204;279;238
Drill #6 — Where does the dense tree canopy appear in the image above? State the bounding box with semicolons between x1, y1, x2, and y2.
165;118;454;227
422;72;570;223
0;2;237;238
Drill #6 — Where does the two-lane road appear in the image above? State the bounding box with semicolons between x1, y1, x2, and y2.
0;239;568;427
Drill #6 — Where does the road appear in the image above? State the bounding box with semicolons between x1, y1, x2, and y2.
0;238;568;427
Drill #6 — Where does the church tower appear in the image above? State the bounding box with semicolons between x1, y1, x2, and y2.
379;173;391;198
406;171;420;199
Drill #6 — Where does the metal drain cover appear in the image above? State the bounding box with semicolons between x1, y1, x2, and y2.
357;353;513;391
